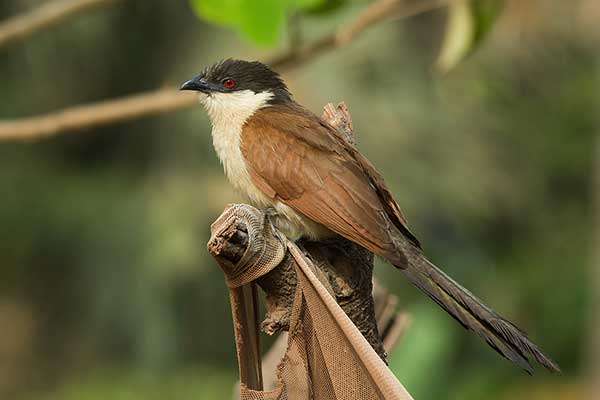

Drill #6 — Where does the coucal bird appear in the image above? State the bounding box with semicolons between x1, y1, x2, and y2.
181;59;560;374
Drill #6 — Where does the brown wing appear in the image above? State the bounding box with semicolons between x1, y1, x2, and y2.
241;103;420;265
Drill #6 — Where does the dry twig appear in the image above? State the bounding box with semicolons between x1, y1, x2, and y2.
0;0;120;49
0;0;449;142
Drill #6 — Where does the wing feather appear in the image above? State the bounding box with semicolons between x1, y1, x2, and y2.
241;103;420;264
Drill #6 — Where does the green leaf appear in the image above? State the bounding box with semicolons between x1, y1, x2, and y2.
189;0;289;46
189;0;241;27
238;0;288;45
189;0;344;45
435;0;503;73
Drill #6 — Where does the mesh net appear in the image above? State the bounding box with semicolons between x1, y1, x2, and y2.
213;204;412;400
236;242;411;400
211;204;287;288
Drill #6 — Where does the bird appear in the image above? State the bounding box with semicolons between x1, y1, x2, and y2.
181;58;560;374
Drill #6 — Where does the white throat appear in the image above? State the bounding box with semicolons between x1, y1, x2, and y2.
200;89;274;127
200;89;274;202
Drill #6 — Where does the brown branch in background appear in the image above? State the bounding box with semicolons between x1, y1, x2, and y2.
269;0;450;69
0;0;120;49
382;312;411;352
0;0;449;142
0;88;197;141
373;279;412;351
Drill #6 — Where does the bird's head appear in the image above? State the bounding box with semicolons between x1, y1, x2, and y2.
181;59;291;120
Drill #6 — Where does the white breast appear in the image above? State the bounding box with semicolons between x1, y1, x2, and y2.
201;90;273;207
200;90;330;240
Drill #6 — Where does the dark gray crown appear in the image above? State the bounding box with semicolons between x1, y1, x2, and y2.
202;59;291;104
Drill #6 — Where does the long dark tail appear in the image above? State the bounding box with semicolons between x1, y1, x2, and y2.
398;247;560;374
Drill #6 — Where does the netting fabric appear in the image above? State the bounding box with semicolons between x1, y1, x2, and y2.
211;204;287;288
213;204;413;400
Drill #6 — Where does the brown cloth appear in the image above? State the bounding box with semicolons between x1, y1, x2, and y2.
210;204;414;400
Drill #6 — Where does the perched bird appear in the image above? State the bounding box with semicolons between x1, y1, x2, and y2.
181;59;560;374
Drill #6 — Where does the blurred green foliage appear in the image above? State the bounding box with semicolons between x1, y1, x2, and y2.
37;367;235;400
0;0;596;399
189;0;345;45
436;0;504;73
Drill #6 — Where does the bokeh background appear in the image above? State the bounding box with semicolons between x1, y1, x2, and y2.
0;0;598;399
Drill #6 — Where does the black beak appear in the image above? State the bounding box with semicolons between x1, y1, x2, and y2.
180;75;211;92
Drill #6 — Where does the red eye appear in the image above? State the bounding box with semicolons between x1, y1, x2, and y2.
223;79;235;89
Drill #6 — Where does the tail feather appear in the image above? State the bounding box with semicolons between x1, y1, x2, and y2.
398;248;561;374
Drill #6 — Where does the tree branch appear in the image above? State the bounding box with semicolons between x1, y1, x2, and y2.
0;88;196;141
269;0;449;69
0;0;120;49
0;0;450;142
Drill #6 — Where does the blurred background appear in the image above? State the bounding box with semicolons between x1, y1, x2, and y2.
0;0;597;399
